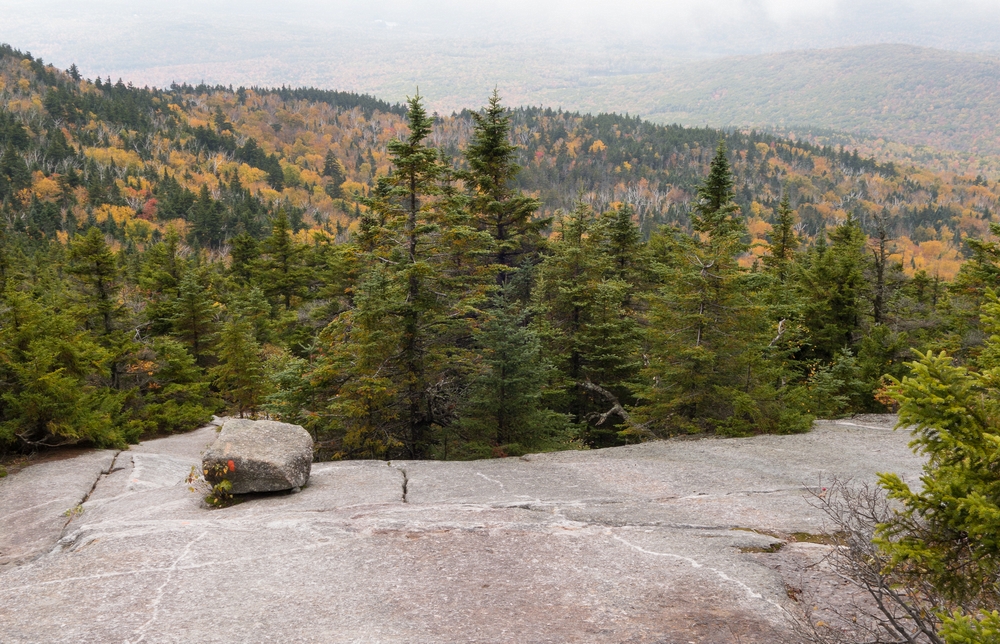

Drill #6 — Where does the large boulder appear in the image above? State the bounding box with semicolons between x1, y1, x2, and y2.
202;419;313;493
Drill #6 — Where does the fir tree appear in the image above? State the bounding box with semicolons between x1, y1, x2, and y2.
878;324;1000;639
454;289;568;456
170;268;219;367
763;195;798;283
229;232;260;286
463;90;546;286
137;338;218;434
637;147;807;435
534;204;641;446
0;288;127;449
322;150;345;199
260;210;307;310
138;230;185;335
211;318;266;419
67;227;136;389
307;94;483;458
796;217;868;363
188;184;224;248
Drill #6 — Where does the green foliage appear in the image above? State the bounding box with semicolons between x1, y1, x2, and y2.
763;195;798;283
170;268;219;367
940;611;1000;644
796;217;869;364
462;90;546;285
803;348;867;418
259;211;308;311
211;318;267;418
0;59;973;462
636;149;809;436
0;288;130;449
202;462;237;508
533;203;641;446
135;338;219;434
879;343;1000;638
450;290;571;457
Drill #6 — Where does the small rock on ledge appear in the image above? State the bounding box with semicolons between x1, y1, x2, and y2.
202;419;312;494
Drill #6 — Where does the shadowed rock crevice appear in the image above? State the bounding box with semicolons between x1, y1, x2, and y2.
60;450;121;536
391;465;409;503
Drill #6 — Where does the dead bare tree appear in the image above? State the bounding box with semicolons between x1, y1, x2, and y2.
800;479;946;644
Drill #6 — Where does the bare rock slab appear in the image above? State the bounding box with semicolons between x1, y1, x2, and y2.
202;419;312;494
0;450;118;568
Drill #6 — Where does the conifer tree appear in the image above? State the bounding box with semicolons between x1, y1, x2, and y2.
454;289;568;456
67;227;136;389
137;338;218;434
260;210;306;310
637;143;807;435
763;195;798;283
211;318;266;419
169;268;219;367
306;94;486;458
0;288;126;449
600;203;644;282
229;232;260;286
322;150;345;199
139;230;185;334
534;204;641;446
796;217;868;363
189;184;224;248
877;315;1000;639
463;90;546;286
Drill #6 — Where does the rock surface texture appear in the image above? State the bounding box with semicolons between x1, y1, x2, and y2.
0;416;923;643
202;418;313;493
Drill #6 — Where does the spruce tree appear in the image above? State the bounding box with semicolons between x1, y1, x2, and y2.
463;90;546;286
260;210;306;310
454;289;568;456
306;94;485;458
533;204;641;446
796;217;868;363
763;195;798;283
211;318;266;419
188;184;224;248
322;150;345;200
229;232;260;286
137;338;218;434
637;145;807;435
138;230;185;335
67;227;136;389
169;268;219;367
600;203;643;282
877;321;1000;639
0;288;127;449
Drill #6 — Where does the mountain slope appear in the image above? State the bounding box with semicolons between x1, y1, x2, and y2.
0;43;997;280
542;45;1000;164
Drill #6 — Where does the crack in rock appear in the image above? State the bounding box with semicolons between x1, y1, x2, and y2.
388;464;408;503
612;535;787;617
60;450;121;535
130;531;207;643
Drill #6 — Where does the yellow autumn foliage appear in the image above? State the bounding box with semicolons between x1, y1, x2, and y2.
32;174;61;201
86;147;143;169
94;204;135;225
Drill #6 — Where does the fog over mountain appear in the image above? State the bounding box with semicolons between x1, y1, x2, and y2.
3;0;999;77
2;0;999;150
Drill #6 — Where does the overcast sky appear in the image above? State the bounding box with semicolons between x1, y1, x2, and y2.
1;0;999;88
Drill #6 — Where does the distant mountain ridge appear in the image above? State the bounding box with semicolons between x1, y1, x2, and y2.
540;45;1000;165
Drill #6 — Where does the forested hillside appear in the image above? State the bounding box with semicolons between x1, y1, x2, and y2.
1;43;999;461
